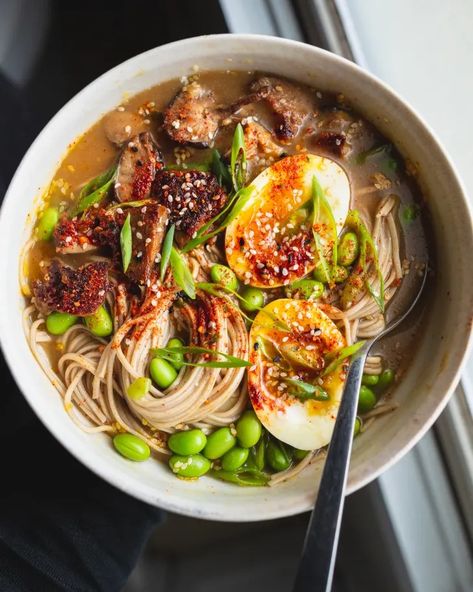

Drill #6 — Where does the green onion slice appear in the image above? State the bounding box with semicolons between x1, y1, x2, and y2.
151;345;250;368
120;213;132;272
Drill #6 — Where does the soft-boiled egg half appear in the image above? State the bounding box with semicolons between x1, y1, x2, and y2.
248;298;347;451
225;153;350;288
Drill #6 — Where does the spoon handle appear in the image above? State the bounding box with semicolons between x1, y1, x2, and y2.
292;350;368;592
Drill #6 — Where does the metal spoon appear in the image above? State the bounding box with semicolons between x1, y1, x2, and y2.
292;267;428;592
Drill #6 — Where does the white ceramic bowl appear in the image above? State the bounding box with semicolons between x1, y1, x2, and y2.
1;34;472;521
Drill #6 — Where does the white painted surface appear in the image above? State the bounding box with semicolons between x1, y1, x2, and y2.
337;0;473;403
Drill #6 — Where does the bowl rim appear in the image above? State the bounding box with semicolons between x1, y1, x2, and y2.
1;33;472;521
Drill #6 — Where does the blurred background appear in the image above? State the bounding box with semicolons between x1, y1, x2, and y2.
0;1;472;591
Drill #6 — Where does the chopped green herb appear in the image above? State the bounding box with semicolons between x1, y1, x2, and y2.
401;204;419;223
342;210;385;312
210;468;269;486
151;345;251;368
169;247;195;299
230;123;247;191
120;213;132;272
284;378;329;401
165;162;211;172
322;340;366;376
356;144;391;165
160;224;175;282
181;186;253;253
72;165;116;216
211;149;233;191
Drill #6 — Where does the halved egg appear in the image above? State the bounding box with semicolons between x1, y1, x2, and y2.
248;298;346;450
225;153;350;288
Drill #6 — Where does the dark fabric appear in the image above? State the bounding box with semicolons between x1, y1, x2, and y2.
0;351;163;592
0;2;228;589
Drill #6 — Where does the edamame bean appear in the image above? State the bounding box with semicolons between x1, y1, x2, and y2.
285;279;324;300
236;410;262;448
169;454;211;478
332;265;349;284
313;262;331;284
113;433;150;461
240;287;264;312
84;305;113;337
210;264;239;291
222;446;249;471
362;373;379;386
353;417;362;437
293;448;309;461
358;385;377;414
377;368;394;392
127;377;151;400
166;337;185;370
203;427;236;459
338;232;359;266
36;207;59;241
253;437;266;471
46;311;78;335
266;439;292;472
150;357;177;389
168;429;207;455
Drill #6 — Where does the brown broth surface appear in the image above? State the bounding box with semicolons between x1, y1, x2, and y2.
28;70;431;377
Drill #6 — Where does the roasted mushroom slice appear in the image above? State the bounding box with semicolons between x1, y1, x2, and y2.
152;169;227;239
163;81;221;146
54;208;121;255
33;260;109;316
124;203;169;286
249;77;314;142
243;121;285;179
103;110;144;146
115;132;163;203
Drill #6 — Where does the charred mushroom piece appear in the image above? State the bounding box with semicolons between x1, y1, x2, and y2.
243;121;285;179
311;110;366;158
163;82;221;146
115;132;163;203
103;110;144;146
54;209;122;255
125;203;169;286
33;260;109;316
152;169;227;240
249;77;314;142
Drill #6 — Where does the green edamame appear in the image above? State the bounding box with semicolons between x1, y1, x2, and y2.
169;454;211;478
332;265;349;284
358;385;377;414
293;448;309;461
203;427;236;459
285;279;324;300
222;446;249;471
377;368;394;392
168;429;207;456
36;207;59;241
127;377;151;400
113;433;150;461
266;439;292;472
353;417;362;437
210;264;239;291
240;287;264;312
84;305;113;337
150;357;177;389
165;337;185;370
236;410;262;448
338;231;359;266
46;311;78;335
362;373;379;386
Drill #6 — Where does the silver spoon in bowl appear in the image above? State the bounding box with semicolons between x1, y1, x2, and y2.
292;266;428;592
